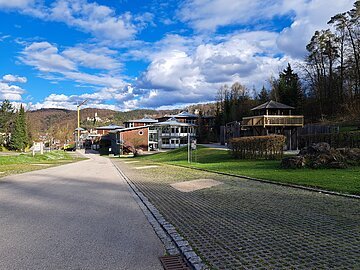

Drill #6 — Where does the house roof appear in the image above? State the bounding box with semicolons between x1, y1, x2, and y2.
251;100;294;111
96;124;124;130
153;117;196;127
163;111;198;118
109;125;150;133
124;117;158;123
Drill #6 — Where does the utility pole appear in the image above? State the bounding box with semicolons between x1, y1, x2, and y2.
77;100;88;149
187;132;191;163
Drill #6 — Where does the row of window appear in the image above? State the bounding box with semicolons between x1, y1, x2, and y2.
161;138;188;145
161;127;194;133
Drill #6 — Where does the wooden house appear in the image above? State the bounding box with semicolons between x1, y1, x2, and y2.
242;100;304;150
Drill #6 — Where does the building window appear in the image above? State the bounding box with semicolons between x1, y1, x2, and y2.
149;133;157;141
180;127;187;133
162;138;170;144
138;130;144;136
170;139;179;145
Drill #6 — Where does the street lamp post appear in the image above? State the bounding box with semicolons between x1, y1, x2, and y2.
76;100;88;149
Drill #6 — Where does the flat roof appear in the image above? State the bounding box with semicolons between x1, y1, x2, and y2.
96;124;124;130
124;117;158;123
161;111;198;118
153;117;196;127
109;125;150;133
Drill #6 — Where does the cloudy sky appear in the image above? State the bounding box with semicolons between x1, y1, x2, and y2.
0;0;354;110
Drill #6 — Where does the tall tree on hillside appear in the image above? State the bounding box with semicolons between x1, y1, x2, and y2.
327;1;360;115
279;64;304;113
271;64;304;113
215;82;255;128
0;100;15;149
306;30;340;116
257;86;270;103
0;99;15;133
9;105;29;151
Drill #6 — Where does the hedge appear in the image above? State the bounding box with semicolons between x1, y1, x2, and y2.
229;135;286;160
299;132;360;149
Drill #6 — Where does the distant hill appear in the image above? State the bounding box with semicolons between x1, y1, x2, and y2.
26;104;216;142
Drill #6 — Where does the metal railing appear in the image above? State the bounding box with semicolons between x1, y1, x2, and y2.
242;115;304;127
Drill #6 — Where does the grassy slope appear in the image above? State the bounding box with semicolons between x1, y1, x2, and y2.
0;151;84;178
138;146;360;195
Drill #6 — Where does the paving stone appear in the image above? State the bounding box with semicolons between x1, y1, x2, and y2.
113;160;360;269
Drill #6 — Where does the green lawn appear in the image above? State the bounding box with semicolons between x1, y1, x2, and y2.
138;146;360;195
0;151;85;178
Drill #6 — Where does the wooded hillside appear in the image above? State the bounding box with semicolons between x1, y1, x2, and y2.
26;106;214;142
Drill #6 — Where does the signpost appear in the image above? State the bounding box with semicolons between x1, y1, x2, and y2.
76;99;88;149
32;142;44;156
187;132;197;163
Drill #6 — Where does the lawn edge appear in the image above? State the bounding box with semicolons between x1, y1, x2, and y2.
0;157;87;179
162;163;360;200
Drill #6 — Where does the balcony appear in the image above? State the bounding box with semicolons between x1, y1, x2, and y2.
242;115;304;127
160;132;196;137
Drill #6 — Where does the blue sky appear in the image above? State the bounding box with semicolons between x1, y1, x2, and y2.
0;0;355;111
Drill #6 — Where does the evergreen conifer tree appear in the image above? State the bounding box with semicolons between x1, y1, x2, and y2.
9;105;29;151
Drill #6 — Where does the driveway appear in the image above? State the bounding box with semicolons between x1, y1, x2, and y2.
0;154;164;270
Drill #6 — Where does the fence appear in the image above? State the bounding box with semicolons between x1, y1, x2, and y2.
299;132;360;148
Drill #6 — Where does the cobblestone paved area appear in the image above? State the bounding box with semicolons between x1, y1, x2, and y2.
113;159;360;270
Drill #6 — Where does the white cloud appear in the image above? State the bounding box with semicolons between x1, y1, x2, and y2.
0;82;25;100
49;0;137;41
0;35;11;42
21;42;77;72
179;0;355;58
0;74;27;101
178;0;286;31
20;41;126;88
29;85;136;111
136;31;292;108
0;0;139;42
277;0;355;58
62;47;122;70
62;72;125;88
2;74;27;83
0;0;34;9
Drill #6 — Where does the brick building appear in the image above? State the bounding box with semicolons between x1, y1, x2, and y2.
109;126;151;155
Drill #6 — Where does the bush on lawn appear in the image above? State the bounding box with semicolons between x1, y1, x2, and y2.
229;135;286;160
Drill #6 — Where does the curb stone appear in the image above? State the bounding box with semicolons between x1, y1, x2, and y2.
111;160;209;270
167;164;360;200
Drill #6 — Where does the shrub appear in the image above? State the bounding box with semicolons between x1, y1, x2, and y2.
229;135;286;160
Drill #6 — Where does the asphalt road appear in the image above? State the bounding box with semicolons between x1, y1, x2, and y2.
0;153;164;270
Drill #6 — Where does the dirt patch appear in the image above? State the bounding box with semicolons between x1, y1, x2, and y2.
30;164;52;166
134;165;159;170
170;179;223;192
